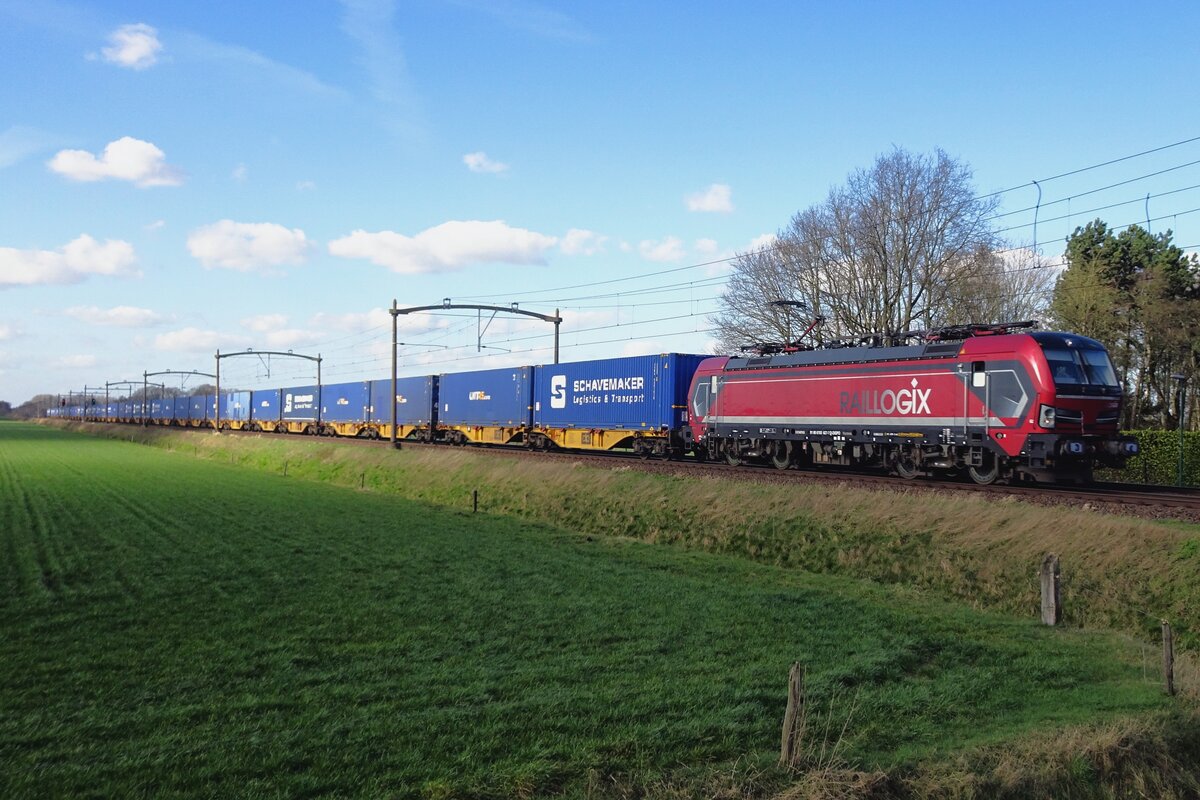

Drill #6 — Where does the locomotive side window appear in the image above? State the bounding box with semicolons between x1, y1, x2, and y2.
972;361;986;388
988;370;1027;418
691;381;711;417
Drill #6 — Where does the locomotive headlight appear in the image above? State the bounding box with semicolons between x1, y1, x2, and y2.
1038;404;1056;428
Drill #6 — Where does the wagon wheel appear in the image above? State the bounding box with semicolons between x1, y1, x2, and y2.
968;454;1000;485
770;441;792;470
724;446;741;467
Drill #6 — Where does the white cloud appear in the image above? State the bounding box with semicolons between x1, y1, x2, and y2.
560;228;606;256
231;163;248;182
65;305;167;327
48;136;183;187
100;23;162;70
448;1;590;41
338;0;425;137
0;323;15;341
145;219;166;231
187;220;311;271
174;33;345;97
685;183;733;213
329;220;558;274
310;308;392;332
263;329;323;349
462;151;509;174
0;126;60;169
242;313;289;333
639;236;685;263
620;340;668;357
1000;245;1064;272
694;238;719;256
747;233;778;252
153;327;231;353
308;308;445;337
559;309;619;331
0;234;138;289
295;179;316;191
238;314;323;348
56;354;97;368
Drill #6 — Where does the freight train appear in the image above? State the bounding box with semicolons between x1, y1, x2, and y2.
51;323;1138;484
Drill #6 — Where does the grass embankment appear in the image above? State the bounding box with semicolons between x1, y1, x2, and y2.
4;421;1198;798
73;421;1200;651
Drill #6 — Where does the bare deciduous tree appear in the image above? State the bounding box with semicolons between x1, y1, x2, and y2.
711;243;808;353
944;246;1056;325
714;148;1043;350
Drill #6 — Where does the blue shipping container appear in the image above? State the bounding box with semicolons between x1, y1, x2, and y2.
252;389;281;424
439;366;531;427
220;391;252;422
189;394;212;420
321;381;371;423
532;354;708;431
369;376;436;425
281;385;319;421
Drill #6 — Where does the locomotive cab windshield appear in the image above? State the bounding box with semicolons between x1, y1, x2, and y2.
1033;334;1121;396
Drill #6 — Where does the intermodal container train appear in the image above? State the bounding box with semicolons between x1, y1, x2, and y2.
52;326;1140;482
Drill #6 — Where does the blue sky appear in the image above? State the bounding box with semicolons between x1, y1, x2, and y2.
2;0;1199;403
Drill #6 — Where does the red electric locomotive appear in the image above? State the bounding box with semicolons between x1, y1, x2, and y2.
684;322;1139;484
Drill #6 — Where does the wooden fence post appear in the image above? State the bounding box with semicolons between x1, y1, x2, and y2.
473;489;478;513
1040;553;1061;626
780;662;805;768
1163;621;1176;696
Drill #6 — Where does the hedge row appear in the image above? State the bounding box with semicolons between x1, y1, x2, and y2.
1096;429;1200;486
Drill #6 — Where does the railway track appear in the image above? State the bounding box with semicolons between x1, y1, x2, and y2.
74;421;1200;522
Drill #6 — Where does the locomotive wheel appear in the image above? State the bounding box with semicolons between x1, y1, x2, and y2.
724;448;741;467
967;456;1000;485
770;441;791;470
893;452;919;479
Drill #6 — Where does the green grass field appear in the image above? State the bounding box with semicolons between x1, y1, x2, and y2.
0;422;1191;797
